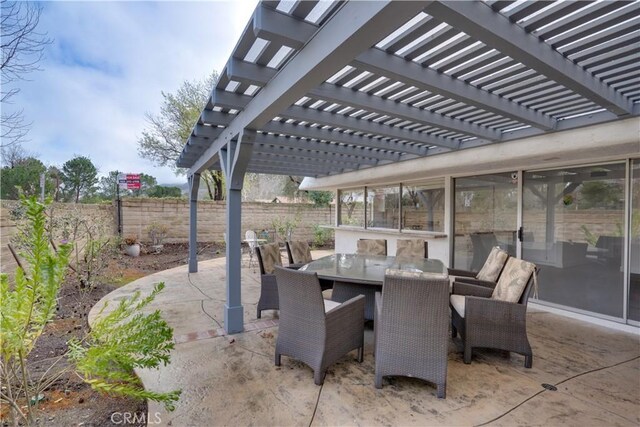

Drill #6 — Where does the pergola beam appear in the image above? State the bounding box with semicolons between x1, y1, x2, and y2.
225;59;502;142
308;83;501;141
352;48;556;131
188;133;395;163
249;161;345;175
254;142;379;165
261;121;403;161
188;0;430;175
200;110;234;126
206;89;252;111
226;57;276;86
281;105;456;153
193;124;223;139
255;151;361;170
424;1;634;116
253;4;318;49
247;165;322;177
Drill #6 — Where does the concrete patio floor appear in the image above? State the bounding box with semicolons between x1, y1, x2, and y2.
89;250;640;426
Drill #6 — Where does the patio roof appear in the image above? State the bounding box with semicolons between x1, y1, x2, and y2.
177;0;640;178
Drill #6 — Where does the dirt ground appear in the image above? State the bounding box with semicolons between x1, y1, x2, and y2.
1;242;222;427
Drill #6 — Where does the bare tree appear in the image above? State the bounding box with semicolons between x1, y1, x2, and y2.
0;142;26;167
138;72;227;200
1;0;51;147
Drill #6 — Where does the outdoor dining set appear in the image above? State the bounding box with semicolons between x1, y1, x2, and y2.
252;238;539;399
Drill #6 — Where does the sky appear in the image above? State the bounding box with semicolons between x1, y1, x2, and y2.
7;0;258;184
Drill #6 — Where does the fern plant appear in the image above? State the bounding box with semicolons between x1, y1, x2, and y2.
68;282;181;411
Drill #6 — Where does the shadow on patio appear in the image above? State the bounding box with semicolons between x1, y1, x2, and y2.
89;250;639;426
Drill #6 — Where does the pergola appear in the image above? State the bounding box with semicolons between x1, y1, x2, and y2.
178;0;640;333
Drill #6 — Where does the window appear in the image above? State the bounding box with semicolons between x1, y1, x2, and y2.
338;188;364;227
402;184;445;232
366;186;400;229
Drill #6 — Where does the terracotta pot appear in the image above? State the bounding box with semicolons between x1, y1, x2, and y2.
125;244;140;257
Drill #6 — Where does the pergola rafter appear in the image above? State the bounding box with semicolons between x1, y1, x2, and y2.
424;1;635;116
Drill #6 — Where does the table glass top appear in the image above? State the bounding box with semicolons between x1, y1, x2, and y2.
299;254;447;285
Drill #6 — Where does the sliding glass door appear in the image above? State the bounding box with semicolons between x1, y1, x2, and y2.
629;160;640;323
453;173;518;270
522;163;626;319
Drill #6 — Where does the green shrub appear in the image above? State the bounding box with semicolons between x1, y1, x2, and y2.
313;225;333;248
308;191;333;207
1;196;72;424
0;197;180;425
68;283;180;411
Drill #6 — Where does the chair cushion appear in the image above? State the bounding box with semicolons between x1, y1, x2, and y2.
476;246;509;282
450;294;466;318
492;258;536;303
259;243;282;274
323;299;341;313
395;239;426;259
289;240;312;264
357;239;386;256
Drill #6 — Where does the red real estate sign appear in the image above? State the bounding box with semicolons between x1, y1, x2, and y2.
118;173;141;190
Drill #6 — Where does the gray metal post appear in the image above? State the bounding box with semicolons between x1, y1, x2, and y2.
224;186;243;333
220;130;255;334
188;173;201;273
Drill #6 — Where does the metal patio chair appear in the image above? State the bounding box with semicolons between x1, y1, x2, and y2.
245;230;258;268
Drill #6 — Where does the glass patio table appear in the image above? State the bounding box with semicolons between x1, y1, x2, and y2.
299;253;448;286
300;254;448;320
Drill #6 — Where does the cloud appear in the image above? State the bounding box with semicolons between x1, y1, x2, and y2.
6;0;257;184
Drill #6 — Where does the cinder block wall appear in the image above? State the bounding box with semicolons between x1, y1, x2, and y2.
0;198;333;276
0;200;114;276
119;199;334;244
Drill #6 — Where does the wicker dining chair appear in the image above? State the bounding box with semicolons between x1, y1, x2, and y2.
374;271;449;398
450;258;538;368
395;239;429;259
273;266;365;385
285;240;313;269
356;239;387;256
448;246;510;288
255;243;283;319
285;240;334;291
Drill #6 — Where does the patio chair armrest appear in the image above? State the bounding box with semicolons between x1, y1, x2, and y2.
447;268;477;278
326;294;366;331
452;281;494;298
465;296;527;325
454;277;496;288
286;263;306;270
